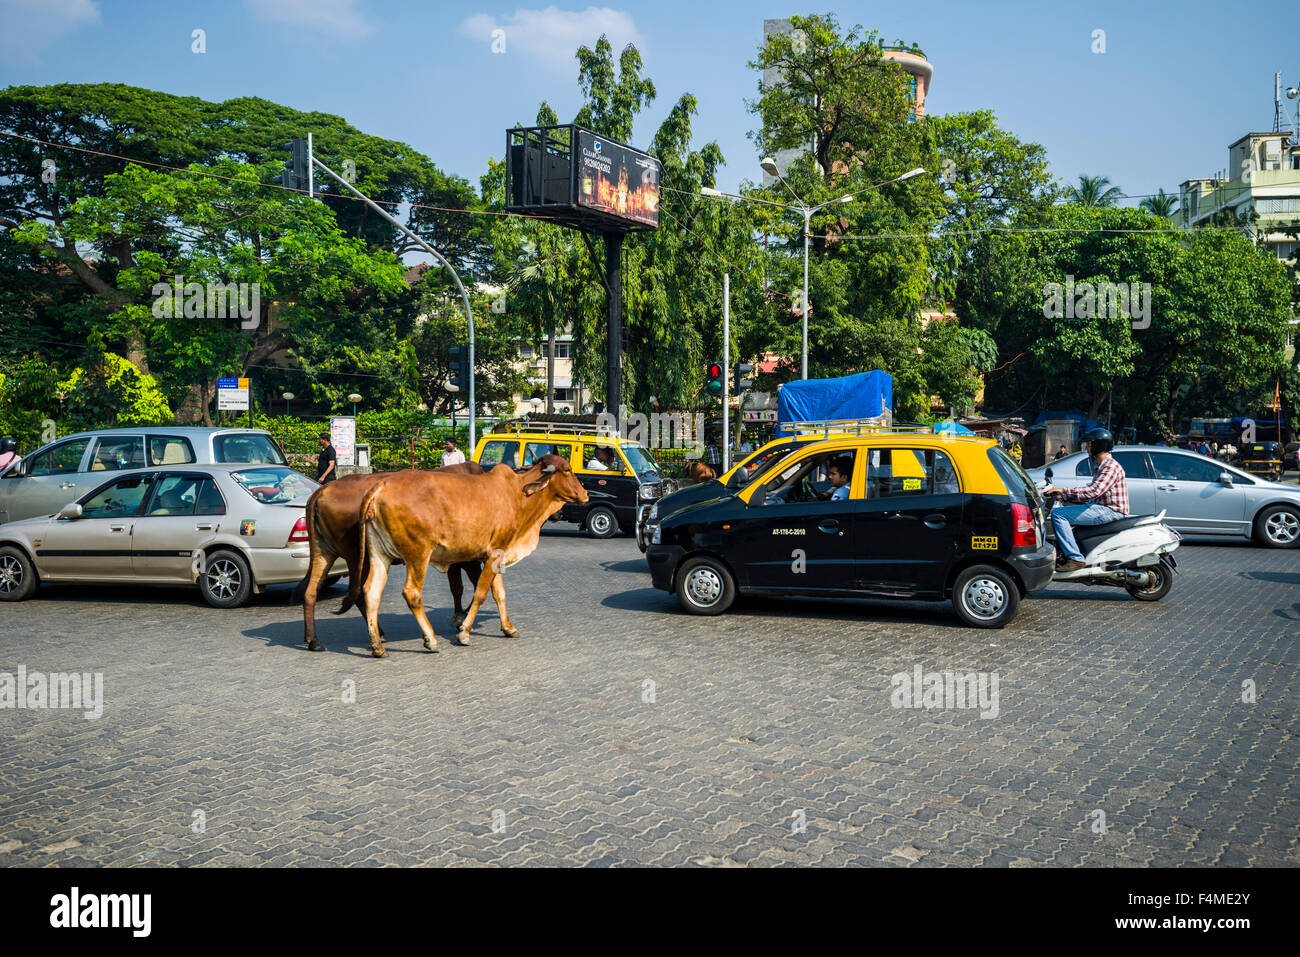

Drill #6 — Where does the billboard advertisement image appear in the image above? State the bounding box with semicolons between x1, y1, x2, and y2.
576;130;660;228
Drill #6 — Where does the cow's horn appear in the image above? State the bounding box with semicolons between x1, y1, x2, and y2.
543;463;556;473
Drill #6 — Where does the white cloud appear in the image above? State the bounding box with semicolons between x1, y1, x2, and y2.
460;6;643;72
0;0;100;62
245;0;378;40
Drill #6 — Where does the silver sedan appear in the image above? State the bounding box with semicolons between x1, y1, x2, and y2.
0;464;344;607
1028;446;1300;548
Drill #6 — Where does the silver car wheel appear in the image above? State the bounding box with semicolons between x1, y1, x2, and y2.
0;554;23;593
205;558;242;600
962;576;1007;620
1264;510;1299;545
685;567;723;607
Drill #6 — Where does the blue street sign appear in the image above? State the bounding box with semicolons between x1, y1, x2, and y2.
217;377;238;389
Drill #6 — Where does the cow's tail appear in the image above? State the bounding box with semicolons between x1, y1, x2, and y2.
336;481;385;617
289;488;322;605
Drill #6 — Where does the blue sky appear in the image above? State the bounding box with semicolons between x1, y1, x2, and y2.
1;0;1298;203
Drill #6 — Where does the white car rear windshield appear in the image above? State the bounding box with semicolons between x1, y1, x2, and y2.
230;467;317;505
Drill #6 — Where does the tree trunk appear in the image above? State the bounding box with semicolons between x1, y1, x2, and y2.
546;320;556;415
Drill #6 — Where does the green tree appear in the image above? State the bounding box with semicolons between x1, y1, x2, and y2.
1139;188;1178;217
1063;174;1123;208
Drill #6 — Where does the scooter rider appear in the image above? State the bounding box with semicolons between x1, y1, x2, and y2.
1045;428;1129;572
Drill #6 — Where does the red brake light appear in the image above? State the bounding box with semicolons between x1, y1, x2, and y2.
288;516;309;543
1011;503;1036;547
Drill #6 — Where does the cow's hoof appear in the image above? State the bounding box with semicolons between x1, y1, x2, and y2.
452;632;471;647
306;641;324;652
502;627;520;638
423;638;439;653
370;647;388;659
450;614;466;629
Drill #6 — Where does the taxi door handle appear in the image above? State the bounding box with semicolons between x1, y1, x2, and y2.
923;513;946;528
817;519;840;533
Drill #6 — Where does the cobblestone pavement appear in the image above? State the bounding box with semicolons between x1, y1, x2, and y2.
1;530;1297;867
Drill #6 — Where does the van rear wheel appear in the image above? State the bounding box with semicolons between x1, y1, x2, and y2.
952;565;1020;628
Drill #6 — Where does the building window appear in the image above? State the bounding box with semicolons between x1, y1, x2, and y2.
552;388;575;402
518;343;533;357
539;342;571;359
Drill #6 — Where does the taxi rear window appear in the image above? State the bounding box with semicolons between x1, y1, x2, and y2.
987;447;1037;505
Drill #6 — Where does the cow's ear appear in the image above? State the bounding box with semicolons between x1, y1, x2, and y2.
522;473;553;496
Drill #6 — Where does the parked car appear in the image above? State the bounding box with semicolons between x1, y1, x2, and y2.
0;427;288;525
1026;446;1300;548
1283;442;1299;473
645;431;1057;628
0;464;343;607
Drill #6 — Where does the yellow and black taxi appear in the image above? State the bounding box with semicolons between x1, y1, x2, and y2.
1239;442;1284;482
644;431;1056;628
473;416;667;538
635;417;896;551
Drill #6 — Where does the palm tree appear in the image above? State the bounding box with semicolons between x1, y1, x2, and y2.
1064;174;1123;208
1139;188;1178;217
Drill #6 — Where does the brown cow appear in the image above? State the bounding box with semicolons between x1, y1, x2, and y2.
684;460;717;483
356;454;587;657
293;463;484;653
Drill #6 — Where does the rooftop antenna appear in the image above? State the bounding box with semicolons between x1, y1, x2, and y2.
1274;72;1288;134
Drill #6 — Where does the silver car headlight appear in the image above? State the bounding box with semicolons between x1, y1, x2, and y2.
639;482;660;501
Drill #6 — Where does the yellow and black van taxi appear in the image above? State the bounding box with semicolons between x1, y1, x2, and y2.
472;416;667;538
635;417;896;552
644;430;1056;628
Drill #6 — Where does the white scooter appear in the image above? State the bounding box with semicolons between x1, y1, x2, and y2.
1039;468;1182;601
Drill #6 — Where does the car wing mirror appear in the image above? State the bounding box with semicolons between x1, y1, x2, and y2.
729;467;750;487
1218;471;1234;486
1044;468;1054;482
58;502;83;521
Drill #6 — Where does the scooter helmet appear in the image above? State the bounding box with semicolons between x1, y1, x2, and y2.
0;436;16;454
1081;428;1113;455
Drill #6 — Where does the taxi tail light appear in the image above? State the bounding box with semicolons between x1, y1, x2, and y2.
1011;503;1036;547
288;516;310;543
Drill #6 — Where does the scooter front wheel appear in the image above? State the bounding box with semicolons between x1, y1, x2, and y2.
1125;558;1173;602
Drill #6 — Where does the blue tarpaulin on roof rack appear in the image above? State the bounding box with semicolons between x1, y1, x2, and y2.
776;371;892;436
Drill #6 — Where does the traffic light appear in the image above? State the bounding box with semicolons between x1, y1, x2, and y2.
734;362;754;392
449;346;469;391
706;362;724;397
280;138;311;192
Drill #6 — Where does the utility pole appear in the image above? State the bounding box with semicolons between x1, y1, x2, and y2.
722;272;730;473
605;234;623;432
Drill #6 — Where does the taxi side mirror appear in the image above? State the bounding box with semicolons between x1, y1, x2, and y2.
729;467;750;488
58;502;83;521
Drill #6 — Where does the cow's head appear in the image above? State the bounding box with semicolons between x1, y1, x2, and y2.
521;453;588;503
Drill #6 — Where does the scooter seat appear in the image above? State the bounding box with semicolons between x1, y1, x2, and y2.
1072;513;1160;549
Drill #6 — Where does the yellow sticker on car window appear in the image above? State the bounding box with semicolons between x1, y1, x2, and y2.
971;536;998;550
902;477;922;491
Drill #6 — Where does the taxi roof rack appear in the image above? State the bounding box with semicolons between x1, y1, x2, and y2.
489;414;621;440
786;417;933;437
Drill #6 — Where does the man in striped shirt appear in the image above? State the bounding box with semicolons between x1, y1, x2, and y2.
1045;428;1128;571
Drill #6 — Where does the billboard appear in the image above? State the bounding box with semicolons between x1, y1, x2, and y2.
576;130;660;228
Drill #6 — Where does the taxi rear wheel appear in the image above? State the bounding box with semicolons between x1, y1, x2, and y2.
952;565;1020;629
675;556;735;616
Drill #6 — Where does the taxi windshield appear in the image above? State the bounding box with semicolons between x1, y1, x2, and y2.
231;467;317;505
736;442;807;487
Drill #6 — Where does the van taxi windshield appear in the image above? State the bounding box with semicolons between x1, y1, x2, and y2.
621;444;660;476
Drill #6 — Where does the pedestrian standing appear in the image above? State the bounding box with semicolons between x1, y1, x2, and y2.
441;438;466;466
315;432;337;484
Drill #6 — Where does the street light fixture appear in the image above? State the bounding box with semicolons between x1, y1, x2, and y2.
715;160;931;378
347;392;362;416
280;392;294;451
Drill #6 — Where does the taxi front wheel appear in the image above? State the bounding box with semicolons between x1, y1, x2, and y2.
952;565;1020;629
675;556;736;616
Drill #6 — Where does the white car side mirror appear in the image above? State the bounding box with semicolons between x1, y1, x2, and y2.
58;502;83;520
1218;472;1234;487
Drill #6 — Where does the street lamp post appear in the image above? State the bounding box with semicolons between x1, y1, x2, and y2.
347;393;362;417
708;163;928;379
280;391;294;453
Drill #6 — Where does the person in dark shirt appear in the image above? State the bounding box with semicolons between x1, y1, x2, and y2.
315;433;337;484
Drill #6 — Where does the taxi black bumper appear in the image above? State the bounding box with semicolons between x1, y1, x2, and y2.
1008;544;1056;595
645;544;683;592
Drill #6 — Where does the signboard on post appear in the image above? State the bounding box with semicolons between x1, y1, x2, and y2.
330;416;356;467
217;377;249;411
575;130;660;229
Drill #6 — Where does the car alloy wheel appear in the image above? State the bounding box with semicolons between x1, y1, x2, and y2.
1256;506;1300;548
0;554;23;593
199;550;254;608
0;547;37;602
206;558;242;599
